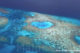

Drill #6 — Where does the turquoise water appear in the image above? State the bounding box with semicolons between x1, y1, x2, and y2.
31;21;54;29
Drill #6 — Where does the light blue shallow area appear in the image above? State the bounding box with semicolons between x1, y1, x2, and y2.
34;39;55;48
31;21;53;29
26;51;37;53
74;35;80;44
34;39;50;46
18;30;36;37
28;12;35;16
18;30;31;36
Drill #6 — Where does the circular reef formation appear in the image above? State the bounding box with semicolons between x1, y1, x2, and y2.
0;7;80;53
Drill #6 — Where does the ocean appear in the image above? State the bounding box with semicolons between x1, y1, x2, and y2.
0;0;80;19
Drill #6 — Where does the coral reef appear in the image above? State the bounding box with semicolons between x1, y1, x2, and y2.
0;7;80;53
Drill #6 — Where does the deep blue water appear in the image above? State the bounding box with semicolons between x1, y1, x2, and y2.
0;0;80;19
